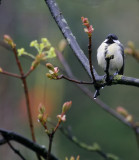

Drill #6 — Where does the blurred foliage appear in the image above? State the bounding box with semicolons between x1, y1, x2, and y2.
0;0;139;160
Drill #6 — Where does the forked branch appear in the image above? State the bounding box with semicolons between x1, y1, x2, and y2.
0;129;58;160
44;0;139;90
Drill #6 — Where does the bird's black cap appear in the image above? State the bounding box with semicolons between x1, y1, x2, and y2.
107;34;118;40
106;34;118;44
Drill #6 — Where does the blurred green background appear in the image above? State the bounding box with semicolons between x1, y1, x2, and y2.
0;0;139;160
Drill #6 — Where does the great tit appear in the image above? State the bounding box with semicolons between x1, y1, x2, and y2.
97;34;124;75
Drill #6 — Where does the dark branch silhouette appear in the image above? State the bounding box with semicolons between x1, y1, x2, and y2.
0;129;58;160
6;141;26;160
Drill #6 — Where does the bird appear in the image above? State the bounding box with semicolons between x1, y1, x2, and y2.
97;34;124;75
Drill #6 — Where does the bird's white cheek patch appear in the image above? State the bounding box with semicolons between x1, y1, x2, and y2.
113;40;120;44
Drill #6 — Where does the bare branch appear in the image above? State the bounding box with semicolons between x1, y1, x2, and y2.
0;129;58;160
0;70;21;79
60;127;118;160
88;36;96;83
56;49;139;146
56;50;135;129
12;46;37;144
57;74;93;84
0;138;7;145
44;0;98;79
113;75;139;87
7;141;26;160
44;0;139;90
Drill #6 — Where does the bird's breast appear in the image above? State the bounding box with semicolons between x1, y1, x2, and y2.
97;43;123;72
107;43;123;70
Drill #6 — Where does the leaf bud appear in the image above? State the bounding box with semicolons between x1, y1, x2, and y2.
46;63;54;71
62;101;72;113
3;35;16;48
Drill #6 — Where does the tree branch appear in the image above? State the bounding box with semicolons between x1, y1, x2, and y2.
56;49;139;146
44;0;139;90
12;46;37;144
44;0;99;79
7;141;26;160
57;74;93;84
1;1;139;88
88;36;96;83
113;75;139;87
56;50;136;129
0;69;21;79
60;127;118;160
0;129;58;160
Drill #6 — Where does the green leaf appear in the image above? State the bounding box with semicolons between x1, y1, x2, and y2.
46;47;56;58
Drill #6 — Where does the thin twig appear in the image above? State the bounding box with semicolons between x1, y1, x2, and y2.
88;36;101;98
0;128;58;160
58;74;93;84
12;48;24;76
7;141;26;160
46;117;63;159
11;46;41;160
47;120;118;160
47;133;54;160
39;111;61;160
12;47;36;142
88;36;96;83
24;68;34;78
60;127;118;160
0;70;21;78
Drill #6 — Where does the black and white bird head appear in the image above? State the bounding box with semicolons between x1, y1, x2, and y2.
97;34;124;75
104;34;119;44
